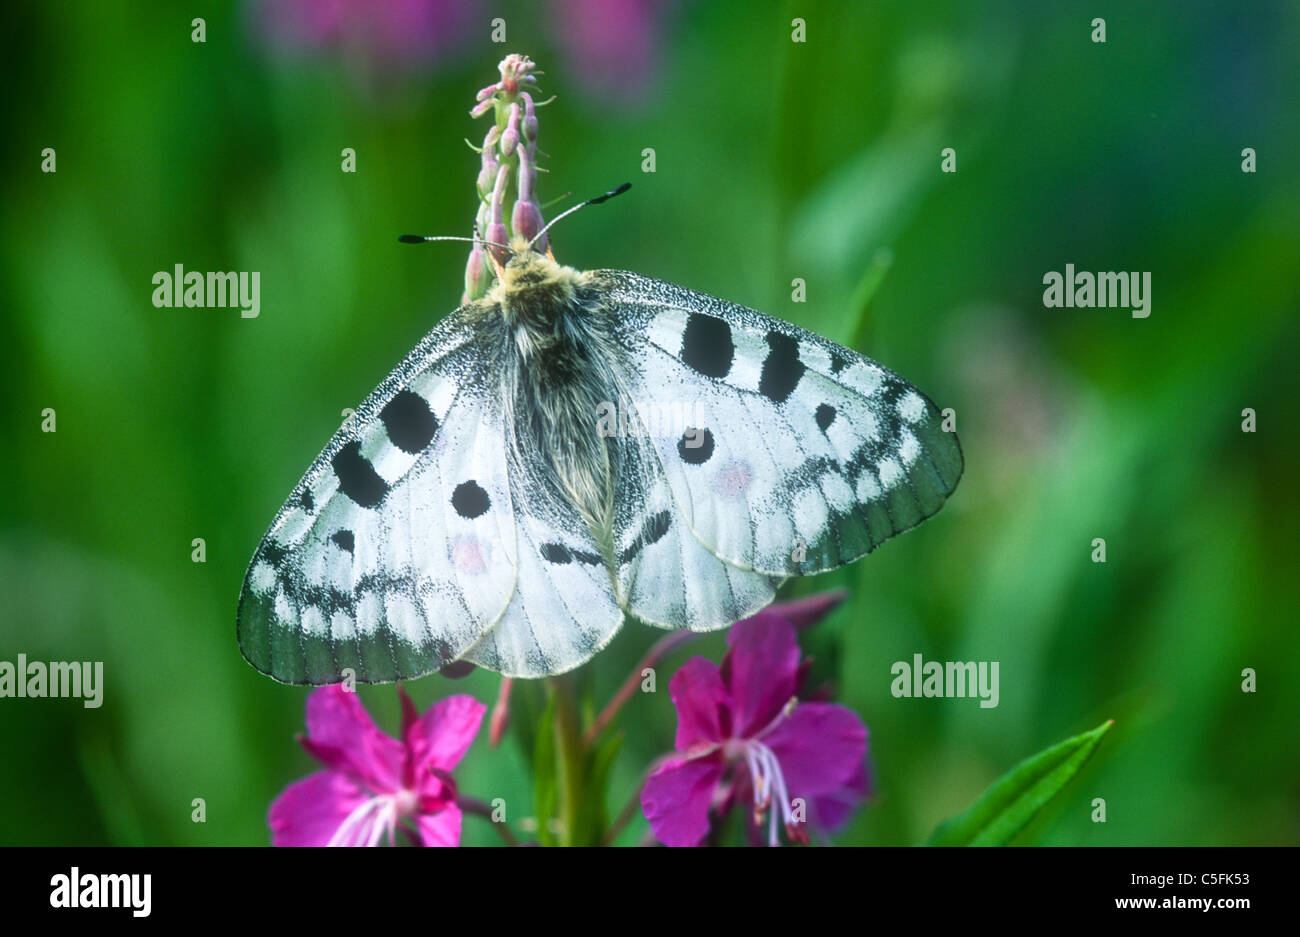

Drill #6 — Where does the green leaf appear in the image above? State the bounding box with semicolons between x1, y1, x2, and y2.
583;730;624;844
928;720;1113;846
531;694;558;847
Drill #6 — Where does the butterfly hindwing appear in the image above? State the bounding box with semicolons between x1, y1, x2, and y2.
598;271;963;578
609;429;782;631
458;443;623;677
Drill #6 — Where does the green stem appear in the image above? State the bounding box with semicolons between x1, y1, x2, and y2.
549;674;585;846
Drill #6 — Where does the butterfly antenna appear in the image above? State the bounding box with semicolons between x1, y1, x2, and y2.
397;234;513;254
529;182;631;249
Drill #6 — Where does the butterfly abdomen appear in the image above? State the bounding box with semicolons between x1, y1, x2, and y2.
496;252;623;560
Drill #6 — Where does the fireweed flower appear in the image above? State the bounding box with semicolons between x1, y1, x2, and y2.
640;597;870;846
250;0;477;79
269;686;485;846
550;0;670;102
464;54;551;300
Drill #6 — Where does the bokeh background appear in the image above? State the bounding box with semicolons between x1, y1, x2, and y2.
2;0;1297;846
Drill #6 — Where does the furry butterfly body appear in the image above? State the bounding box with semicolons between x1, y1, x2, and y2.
237;243;962;682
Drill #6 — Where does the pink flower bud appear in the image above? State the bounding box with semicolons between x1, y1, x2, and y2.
463;244;491;300
486;223;509;264
522;92;539;151
516;147;536;203
512;199;545;248
500;103;520;157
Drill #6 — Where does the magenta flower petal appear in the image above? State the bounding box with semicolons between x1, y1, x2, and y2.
811;759;872;832
415;803;463;847
668;657;729;751
271;686;485;846
721;615;801;738
640;593;873;845
763;702;867;800
304;686;404;792
268;770;369;847
407;694;486;781
640;755;726;847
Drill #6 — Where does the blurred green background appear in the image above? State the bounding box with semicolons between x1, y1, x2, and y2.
2;0;1297;846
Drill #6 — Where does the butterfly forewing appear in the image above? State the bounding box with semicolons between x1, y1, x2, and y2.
598;271;963;578
237;310;519;684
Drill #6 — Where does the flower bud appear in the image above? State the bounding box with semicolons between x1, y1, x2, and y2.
500;103;520;157
521;92;539;153
512;199;545;248
463;244;492;303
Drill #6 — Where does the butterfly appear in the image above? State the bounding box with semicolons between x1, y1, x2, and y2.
237;204;963;684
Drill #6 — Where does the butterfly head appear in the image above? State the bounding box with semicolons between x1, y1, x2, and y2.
494;236;579;318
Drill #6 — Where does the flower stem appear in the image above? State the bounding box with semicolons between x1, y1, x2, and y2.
456;794;521;847
584;631;701;746
549;673;585;846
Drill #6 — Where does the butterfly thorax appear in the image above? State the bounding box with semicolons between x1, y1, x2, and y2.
490;248;622;561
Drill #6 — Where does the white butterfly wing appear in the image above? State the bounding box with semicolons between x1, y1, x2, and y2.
237;309;621;683
600;271;963;578
457;444;623;677
607;429;782;631
240;267;961;683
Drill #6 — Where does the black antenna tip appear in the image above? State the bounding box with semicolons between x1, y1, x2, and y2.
589;182;631;205
398;235;427;244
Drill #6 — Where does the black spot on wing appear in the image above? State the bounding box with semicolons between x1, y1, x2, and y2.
759;331;806;404
300;489;314;512
330;530;355;554
816;404;836;432
619;510;672;565
381;389;438;455
644;511;671;545
876;383;906;448
541;542;602;566
261;540;289;566
332;440;389;508
541;543;571;565
677;428;715;464
830;351;850;374
451;480;490;519
681;313;734;379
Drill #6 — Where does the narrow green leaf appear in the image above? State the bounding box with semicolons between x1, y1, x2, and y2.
531;694;557;847
582;730;624;845
928;720;1113;846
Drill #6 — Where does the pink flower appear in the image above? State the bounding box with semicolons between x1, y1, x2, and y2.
269;685;485;846
549;0;671;102
250;0;477;77
640;599;869;846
